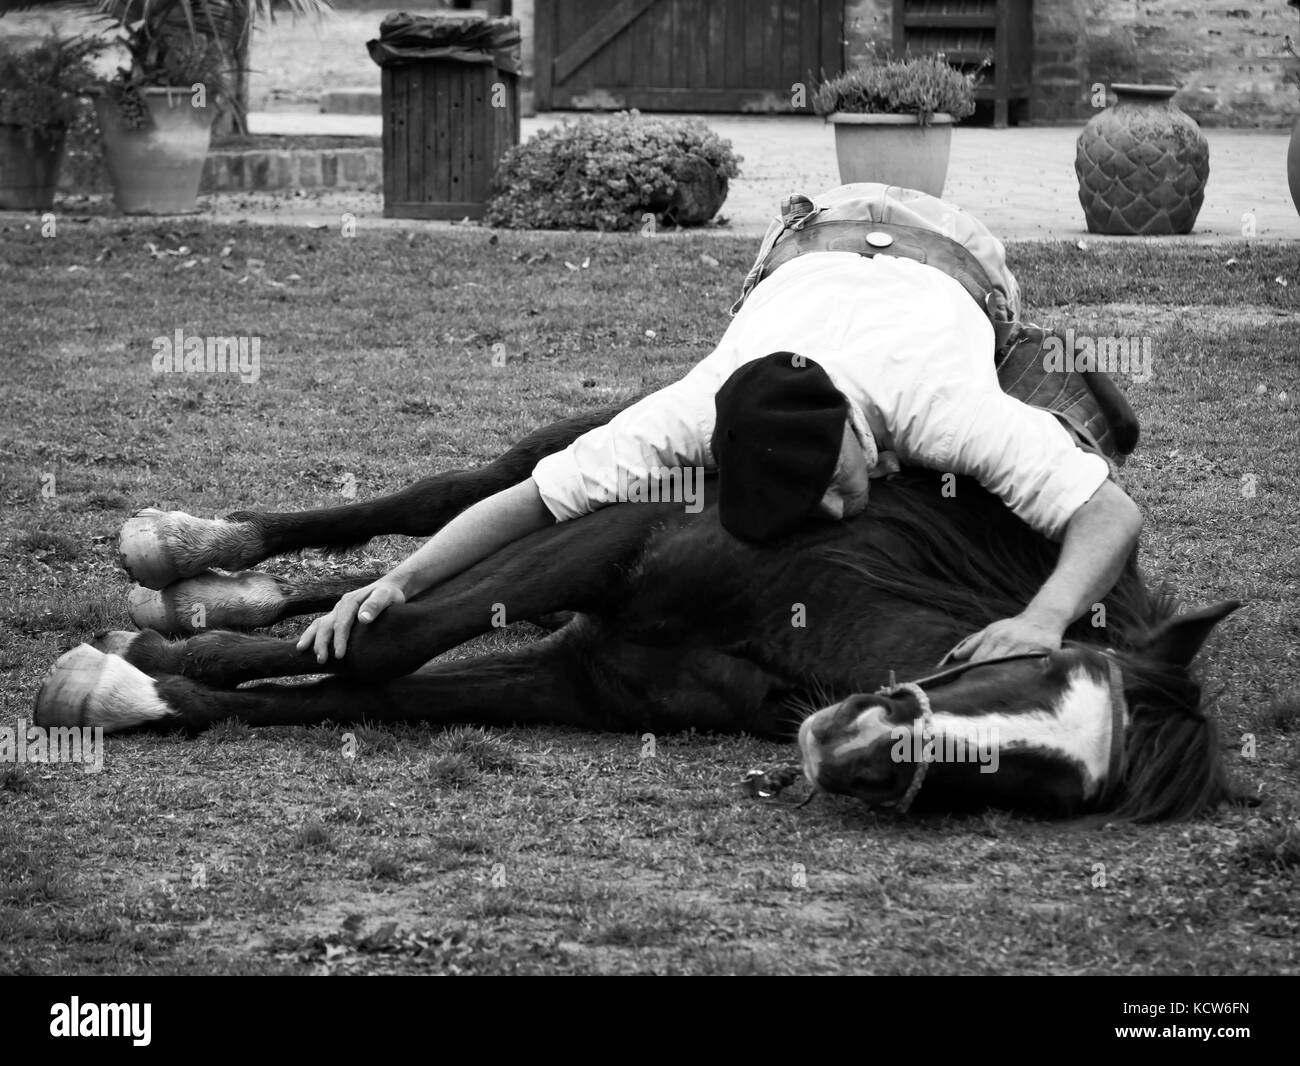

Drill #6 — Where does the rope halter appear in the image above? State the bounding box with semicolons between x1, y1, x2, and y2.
872;680;934;815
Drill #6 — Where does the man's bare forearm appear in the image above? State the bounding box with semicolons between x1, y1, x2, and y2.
1022;480;1142;631
386;478;555;599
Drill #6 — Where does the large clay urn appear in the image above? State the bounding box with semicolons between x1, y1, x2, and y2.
1075;84;1210;235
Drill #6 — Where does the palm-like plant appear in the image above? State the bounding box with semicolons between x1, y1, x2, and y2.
0;32;104;133
0;0;333;132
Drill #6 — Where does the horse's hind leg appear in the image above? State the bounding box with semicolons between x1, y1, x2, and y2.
126;570;579;636
120;402;633;589
123;569;388;635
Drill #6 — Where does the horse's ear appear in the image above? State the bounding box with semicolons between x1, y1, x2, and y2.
1143;600;1242;668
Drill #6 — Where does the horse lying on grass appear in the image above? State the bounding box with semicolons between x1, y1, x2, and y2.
34;402;1239;821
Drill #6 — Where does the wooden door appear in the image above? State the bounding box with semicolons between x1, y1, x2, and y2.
535;0;844;112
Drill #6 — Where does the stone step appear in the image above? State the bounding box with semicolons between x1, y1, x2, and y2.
57;147;385;194
202;147;384;192
319;88;383;115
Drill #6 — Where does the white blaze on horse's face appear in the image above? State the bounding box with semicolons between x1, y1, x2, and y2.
798;650;1123;811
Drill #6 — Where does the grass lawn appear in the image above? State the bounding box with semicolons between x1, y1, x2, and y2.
1;221;1298;975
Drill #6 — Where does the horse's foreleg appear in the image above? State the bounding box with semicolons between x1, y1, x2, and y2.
98;502;675;688
38;618;785;739
120;404;633;588
37;628;603;734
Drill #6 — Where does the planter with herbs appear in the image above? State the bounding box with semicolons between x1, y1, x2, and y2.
812;56;978;197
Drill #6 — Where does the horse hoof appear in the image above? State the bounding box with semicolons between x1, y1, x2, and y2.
127;586;171;633
91;629;140;657
118;508;254;590
34;644;174;733
128;572;286;634
34;644;102;727
119;509;179;589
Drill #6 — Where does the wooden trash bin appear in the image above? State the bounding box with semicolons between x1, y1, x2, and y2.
368;12;522;220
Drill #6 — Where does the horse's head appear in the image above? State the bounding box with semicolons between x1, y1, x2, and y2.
797;601;1240;819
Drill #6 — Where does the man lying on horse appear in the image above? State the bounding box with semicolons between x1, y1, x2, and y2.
298;184;1142;668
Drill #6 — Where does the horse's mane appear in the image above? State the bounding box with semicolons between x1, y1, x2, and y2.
824;470;1227;821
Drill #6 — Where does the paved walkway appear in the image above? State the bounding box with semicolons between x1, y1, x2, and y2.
241;109;1300;241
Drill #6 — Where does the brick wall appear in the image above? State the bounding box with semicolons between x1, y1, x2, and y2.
840;0;1300;127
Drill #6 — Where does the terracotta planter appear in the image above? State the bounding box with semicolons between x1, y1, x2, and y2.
1075;84;1210;235
0;124;67;210
827;113;953;197
93;87;215;215
1288;116;1300;221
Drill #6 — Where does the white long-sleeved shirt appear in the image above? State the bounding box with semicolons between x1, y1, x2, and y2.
532;251;1109;541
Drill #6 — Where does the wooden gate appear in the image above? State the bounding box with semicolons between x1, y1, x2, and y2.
535;0;844;112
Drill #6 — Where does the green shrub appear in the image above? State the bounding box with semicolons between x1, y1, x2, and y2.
486;111;742;231
812;55;979;124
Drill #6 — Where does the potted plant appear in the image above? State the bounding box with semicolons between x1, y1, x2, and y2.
92;16;230;215
2;0;333;214
811;54;978;197
0;32;103;210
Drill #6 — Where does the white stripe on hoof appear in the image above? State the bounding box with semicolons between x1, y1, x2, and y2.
129;571;287;634
119;508;255;590
34;644;175;733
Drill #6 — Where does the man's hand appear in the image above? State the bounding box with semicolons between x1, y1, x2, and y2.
947;612;1064;663
949;480;1142;665
296;578;406;664
292;479;556;666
